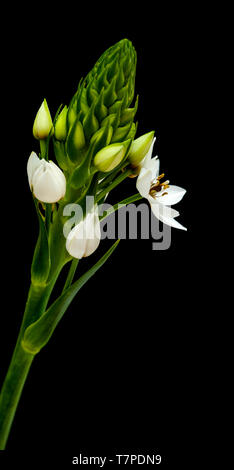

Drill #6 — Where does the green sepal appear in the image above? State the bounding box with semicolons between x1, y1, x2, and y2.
125;122;138;140
67;93;78;129
31;201;51;286
96;66;109;90
76;83;90;119
90;123;113;155
66;118;86;165
94;88;108;122
86;78;99;106
83;101;99;141
111;121;133;143
22;240;120;354
107;57;119;82
101;113;118;129
54;105;68;141
109;99;123;115
120;96;138;125
101;106;121;135
116;62;125;91
53;139;70;171
70;142;96;189
103;75;118;107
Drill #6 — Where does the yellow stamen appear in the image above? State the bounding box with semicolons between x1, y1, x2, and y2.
157;173;165;180
150;171;170;199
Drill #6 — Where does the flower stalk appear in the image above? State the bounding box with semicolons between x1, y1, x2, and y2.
0;38;187;450
0;269;63;449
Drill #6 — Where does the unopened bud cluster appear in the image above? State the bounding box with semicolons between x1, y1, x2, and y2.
52;40;139;186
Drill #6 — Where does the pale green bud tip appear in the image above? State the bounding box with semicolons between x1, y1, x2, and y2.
72;120;86;150
93;141;129;172
128;131;155;167
33;99;53;140
54;106;68;141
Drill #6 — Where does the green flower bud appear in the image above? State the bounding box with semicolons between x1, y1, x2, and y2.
128;131;155;167
67;94;78;129
66;119;86;165
54;106;68;141
33;99;53;140
93;140;131;172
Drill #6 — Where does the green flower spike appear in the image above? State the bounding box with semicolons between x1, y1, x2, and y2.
53;39;138;189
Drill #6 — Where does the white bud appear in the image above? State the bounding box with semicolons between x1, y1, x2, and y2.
33;99;53;140
27;152;66;203
66;211;101;259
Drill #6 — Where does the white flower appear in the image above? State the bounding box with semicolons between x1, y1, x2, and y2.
136;139;187;230
27;152;66;203
66;210;101;259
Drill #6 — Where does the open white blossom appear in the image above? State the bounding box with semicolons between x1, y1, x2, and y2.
27;152;66;203
136;139;187;230
66;210;101;259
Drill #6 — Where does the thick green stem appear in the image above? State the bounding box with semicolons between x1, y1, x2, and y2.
0;266;63;449
0;343;34;449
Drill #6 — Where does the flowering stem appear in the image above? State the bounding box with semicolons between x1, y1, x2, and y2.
62;259;79;293
45;203;52;232
99;193;143;221
39;139;47;160
0;344;34;449
96;168;133;203
0;264;63;449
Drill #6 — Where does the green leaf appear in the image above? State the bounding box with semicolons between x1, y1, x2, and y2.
22;240;120;354
31;201;51;285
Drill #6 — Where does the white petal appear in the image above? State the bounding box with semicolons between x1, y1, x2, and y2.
156;185;186;206
85;222;101;256
66;212;101;259
66;225;86;259
48;160;66;194
136;167;152;198
27;152;41;187
142;136;156;166
84;213;101;256
147;157;160;179
149;197;187;231
31;160;66;203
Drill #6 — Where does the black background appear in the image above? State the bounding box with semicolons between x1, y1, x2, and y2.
0;4;197;467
